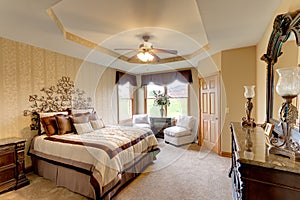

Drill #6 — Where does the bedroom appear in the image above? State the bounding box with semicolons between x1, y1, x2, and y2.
0;0;300;199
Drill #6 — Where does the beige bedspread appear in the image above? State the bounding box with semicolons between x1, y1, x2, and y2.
29;125;159;187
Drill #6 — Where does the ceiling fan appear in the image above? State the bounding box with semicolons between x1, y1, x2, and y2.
114;35;178;62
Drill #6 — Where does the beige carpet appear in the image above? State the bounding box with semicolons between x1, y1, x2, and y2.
0;139;231;200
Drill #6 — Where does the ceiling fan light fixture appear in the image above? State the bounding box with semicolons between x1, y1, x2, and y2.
137;51;154;62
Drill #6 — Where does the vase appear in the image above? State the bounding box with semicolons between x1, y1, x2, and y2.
160;106;164;117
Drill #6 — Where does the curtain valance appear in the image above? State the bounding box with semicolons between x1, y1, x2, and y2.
115;71;137;86
141;69;193;86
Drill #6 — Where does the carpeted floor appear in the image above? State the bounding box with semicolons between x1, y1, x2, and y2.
0;139;232;200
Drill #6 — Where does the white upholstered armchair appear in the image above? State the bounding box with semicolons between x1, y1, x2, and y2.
164;115;197;146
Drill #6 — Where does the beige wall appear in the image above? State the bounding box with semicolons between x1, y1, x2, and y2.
222;46;256;152
0;37;116;167
256;0;300;123
197;47;256;153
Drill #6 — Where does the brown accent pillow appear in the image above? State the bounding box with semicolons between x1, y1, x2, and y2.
71;112;90;124
55;114;72;135
40;116;58;136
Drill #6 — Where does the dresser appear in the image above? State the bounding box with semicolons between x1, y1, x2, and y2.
229;122;300;200
0;138;29;194
150;117;175;138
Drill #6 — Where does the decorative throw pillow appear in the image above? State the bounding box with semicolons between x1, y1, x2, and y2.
89;111;99;121
55;114;73;135
39;111;68;134
176;115;195;130
133;114;149;124
40;116;58;136
74;122;94;134
90;119;105;130
71;112;90;124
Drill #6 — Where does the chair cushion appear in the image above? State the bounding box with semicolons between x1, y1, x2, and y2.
133;114;149;124
164;126;191;137
176;115;195;130
133;123;151;129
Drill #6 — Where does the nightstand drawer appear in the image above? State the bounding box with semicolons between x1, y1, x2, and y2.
0;146;15;167
0;165;16;183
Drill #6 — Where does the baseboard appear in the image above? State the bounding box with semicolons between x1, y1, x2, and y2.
220;151;231;158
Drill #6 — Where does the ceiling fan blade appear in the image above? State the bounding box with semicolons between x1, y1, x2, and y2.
128;54;138;61
150;52;161;62
153;48;178;55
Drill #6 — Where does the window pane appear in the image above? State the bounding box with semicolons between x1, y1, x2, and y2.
118;83;132;98
119;98;132;121
168;98;188;117
147;84;164;98
118;82;133;121
147;99;161;117
167;80;188;98
146;81;188;117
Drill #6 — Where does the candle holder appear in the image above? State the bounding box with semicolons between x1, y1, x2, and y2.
269;67;300;160
242;85;256;127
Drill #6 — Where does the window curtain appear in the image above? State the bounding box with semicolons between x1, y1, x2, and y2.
141;69;193;86
115;71;137;86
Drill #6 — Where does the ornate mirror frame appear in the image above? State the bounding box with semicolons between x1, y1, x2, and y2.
261;9;300;131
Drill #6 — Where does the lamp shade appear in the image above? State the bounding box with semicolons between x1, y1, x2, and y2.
276;67;300;97
244;85;255;98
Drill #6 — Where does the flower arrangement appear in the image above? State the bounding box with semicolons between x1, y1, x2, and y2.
153;90;170;107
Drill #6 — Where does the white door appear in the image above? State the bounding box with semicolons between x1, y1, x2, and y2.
199;74;221;154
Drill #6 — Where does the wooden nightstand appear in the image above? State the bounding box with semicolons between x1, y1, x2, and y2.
150;117;175;138
0;138;29;194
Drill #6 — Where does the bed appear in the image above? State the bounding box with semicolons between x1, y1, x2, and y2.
28;111;160;200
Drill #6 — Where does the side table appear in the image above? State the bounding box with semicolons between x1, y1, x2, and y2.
150;117;175;138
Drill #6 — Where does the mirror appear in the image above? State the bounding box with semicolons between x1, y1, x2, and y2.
261;9;300;133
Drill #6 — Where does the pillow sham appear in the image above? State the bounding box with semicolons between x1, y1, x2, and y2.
74;122;94;134
38;111;69;134
71;112;90;124
89;111;99;121
71;109;94;115
40;116;58;136
90;119;105;130
55;114;73;135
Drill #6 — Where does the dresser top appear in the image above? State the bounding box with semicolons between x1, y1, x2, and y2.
0;137;26;146
231;122;300;174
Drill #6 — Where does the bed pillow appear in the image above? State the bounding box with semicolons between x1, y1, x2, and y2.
74;122;94;134
40;116;58;136
89;111;99;121
38;111;69;134
71;109;94;115
71;112;90;124
55;114;73;135
176;115;195;130
90;119;105;130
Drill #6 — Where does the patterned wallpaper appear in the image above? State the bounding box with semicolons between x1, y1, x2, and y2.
0;37;115;167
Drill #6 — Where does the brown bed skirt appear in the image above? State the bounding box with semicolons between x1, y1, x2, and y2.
31;150;159;200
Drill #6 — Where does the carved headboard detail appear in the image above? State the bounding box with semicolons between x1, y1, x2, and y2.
23;76;93;130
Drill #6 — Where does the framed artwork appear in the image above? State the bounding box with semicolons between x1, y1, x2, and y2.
265;123;274;137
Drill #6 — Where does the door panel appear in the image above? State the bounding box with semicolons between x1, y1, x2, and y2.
199;74;220;154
